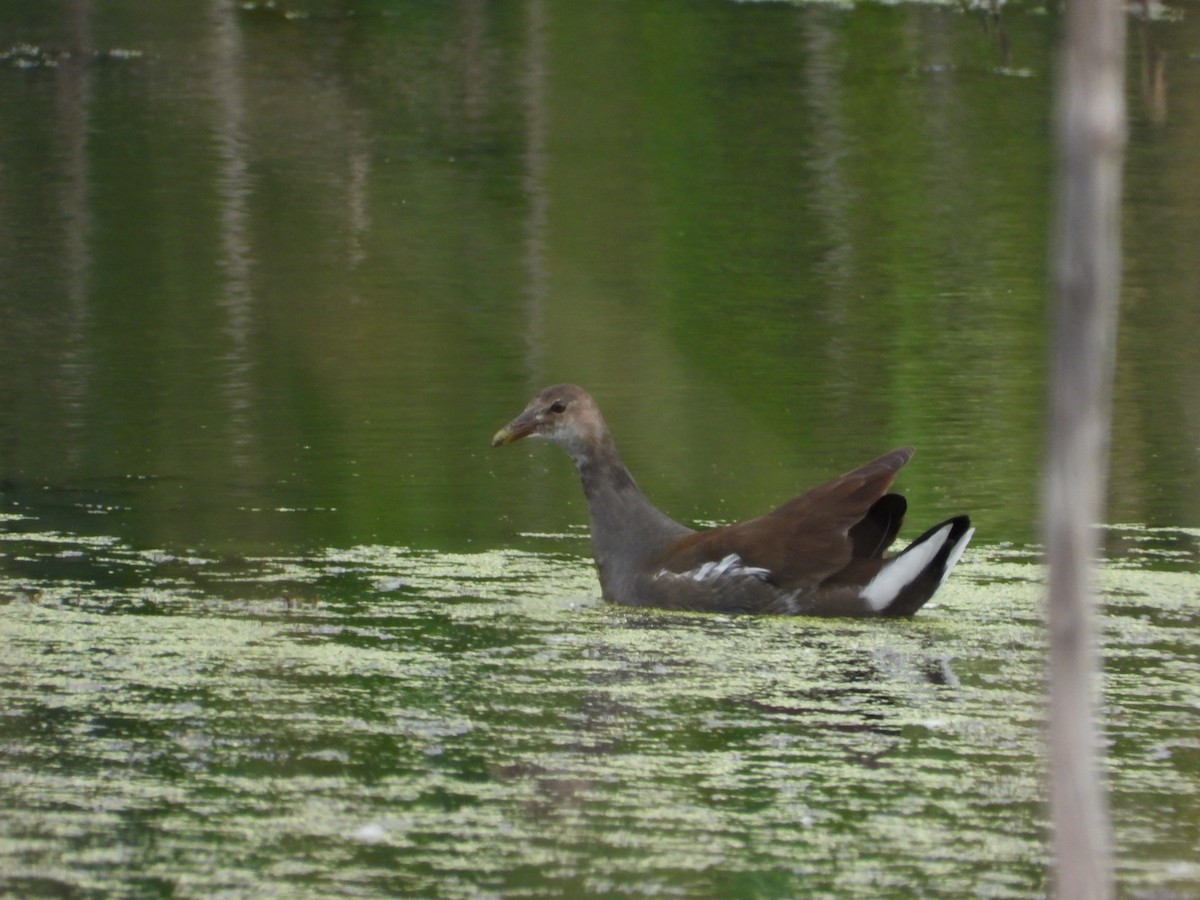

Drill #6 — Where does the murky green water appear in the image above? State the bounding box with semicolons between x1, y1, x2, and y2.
2;522;1199;897
2;0;1199;896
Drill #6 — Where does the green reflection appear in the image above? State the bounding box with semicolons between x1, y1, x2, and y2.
1;2;1200;893
0;0;1196;557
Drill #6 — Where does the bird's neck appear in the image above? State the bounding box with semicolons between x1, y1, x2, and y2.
570;430;637;501
564;433;692;600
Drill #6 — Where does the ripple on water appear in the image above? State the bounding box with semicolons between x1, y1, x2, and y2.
1;524;1198;897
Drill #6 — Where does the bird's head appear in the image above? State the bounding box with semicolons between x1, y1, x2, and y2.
491;384;607;456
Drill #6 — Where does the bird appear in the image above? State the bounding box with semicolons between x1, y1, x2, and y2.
491;384;974;616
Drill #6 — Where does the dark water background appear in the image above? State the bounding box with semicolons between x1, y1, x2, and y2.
2;1;1198;896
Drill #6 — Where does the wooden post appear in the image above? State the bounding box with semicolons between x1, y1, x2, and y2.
1045;0;1125;891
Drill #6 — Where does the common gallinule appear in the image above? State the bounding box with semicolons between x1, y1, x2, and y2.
492;384;974;616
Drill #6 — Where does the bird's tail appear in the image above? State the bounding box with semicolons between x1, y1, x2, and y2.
860;516;974;617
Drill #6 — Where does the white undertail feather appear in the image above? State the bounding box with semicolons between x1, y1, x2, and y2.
938;527;975;589
861;523;953;612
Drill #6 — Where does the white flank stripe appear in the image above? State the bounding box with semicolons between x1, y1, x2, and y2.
657;553;771;584
861;523;952;612
937;527;975;589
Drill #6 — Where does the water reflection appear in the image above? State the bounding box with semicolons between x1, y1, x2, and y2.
211;0;259;471
521;0;550;384
346;144;371;282
979;0;1013;71
1;0;1196;547
56;0;94;467
1132;1;1168;125
1;2;1200;892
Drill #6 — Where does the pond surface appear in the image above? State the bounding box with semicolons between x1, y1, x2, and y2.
2;525;1199;897
2;0;1199;897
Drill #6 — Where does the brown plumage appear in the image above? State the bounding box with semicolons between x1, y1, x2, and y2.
492;384;973;616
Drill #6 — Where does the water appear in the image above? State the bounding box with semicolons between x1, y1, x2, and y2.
2;524;1198;896
2;0;1199;896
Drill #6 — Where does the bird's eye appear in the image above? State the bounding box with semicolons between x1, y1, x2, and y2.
549;400;567;414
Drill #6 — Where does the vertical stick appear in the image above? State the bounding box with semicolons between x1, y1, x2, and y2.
1046;0;1125;892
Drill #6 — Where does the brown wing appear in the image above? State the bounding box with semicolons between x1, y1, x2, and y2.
658;448;914;592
